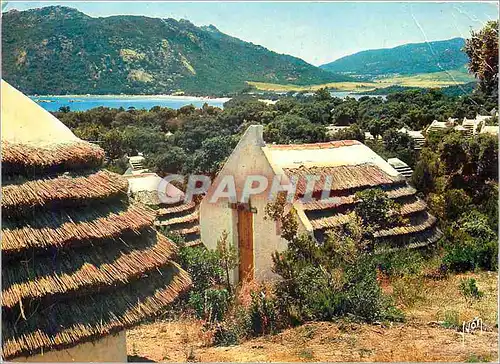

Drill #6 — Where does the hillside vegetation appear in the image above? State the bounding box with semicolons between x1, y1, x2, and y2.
321;38;469;79
1;6;349;95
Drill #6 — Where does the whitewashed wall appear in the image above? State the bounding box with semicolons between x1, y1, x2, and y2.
200;125;288;282
12;331;127;362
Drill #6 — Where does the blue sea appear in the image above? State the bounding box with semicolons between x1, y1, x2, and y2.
30;92;384;112
30;95;231;112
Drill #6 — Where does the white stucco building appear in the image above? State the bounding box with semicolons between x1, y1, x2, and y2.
200;125;440;283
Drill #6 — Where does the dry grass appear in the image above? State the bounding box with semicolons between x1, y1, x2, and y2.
399;271;498;328
247;81;378;92
246;70;474;93
127;271;498;362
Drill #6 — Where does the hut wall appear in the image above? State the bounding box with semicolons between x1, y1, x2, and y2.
200;126;287;283
12;331;127;363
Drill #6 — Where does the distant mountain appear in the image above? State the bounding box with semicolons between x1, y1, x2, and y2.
320;38;469;79
2;6;350;95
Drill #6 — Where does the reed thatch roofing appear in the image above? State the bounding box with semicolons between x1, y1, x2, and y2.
126;172;202;246
284;164;406;196
2;170;128;215
300;163;440;251
2;264;189;360
1;81;191;360
2;229;175;308
2;141;105;176
2;203;155;254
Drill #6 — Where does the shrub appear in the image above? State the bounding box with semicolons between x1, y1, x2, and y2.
442;211;498;272
178;246;225;294
177;232;238;322
213;322;240;346
392;276;426;308
188;288;231;322
249;289;279;336
212;306;251;346
336;257;397;322
375;250;425;277
354;188;403;233
459;278;484;300
441;310;460;329
270;211;401;324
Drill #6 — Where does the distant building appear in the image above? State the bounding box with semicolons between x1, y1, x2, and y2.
1;80;191;361
462;114;492;137
124;172;202;246
454;125;467;133
125;154;148;175
426;120;449;134
480;125;499;136
200;125;441;283
388;157;413;179
364;131;376;140
326;125;349;136
425;115;493;138
398;127;425;150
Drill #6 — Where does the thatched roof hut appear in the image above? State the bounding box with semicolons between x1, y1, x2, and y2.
125;172;202;246
200;125;442;282
1;80;192;360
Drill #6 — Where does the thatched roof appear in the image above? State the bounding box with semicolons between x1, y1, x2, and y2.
1;81;191;360
125;172;202;246
283;163;406;196
290;163;442;252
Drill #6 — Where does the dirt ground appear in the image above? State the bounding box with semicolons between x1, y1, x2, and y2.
127;272;498;362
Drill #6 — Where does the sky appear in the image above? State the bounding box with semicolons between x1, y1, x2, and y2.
4;1;498;66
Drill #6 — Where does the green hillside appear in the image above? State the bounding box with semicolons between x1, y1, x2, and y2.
1;6;350;95
320;38;469;79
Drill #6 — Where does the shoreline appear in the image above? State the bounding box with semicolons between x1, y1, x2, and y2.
29;94;232;102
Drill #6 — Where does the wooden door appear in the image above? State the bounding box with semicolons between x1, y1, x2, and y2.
237;208;254;282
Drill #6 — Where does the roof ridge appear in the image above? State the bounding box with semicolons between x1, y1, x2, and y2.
266;140;361;150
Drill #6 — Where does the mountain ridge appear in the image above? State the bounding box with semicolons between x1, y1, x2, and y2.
2;6;350;95
320;37;469;79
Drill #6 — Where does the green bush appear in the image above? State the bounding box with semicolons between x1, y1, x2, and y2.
213;322;240;346
336;257;395;321
248;289;279;336
459;278;484;300
188;288;231;322
375;250;425;277
270;210;401;324
178;246;225;293
441;310;460;329
443;211;498;272
177;233;238;322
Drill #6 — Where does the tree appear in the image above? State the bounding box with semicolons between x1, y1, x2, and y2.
186;135;238;177
438;132;467;174
216;231;238;295
313;87;332;102
330;124;365;142
264;114;327;144
382;129;417;167
354;188;403;236
464;20;498;94
411;148;439;194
